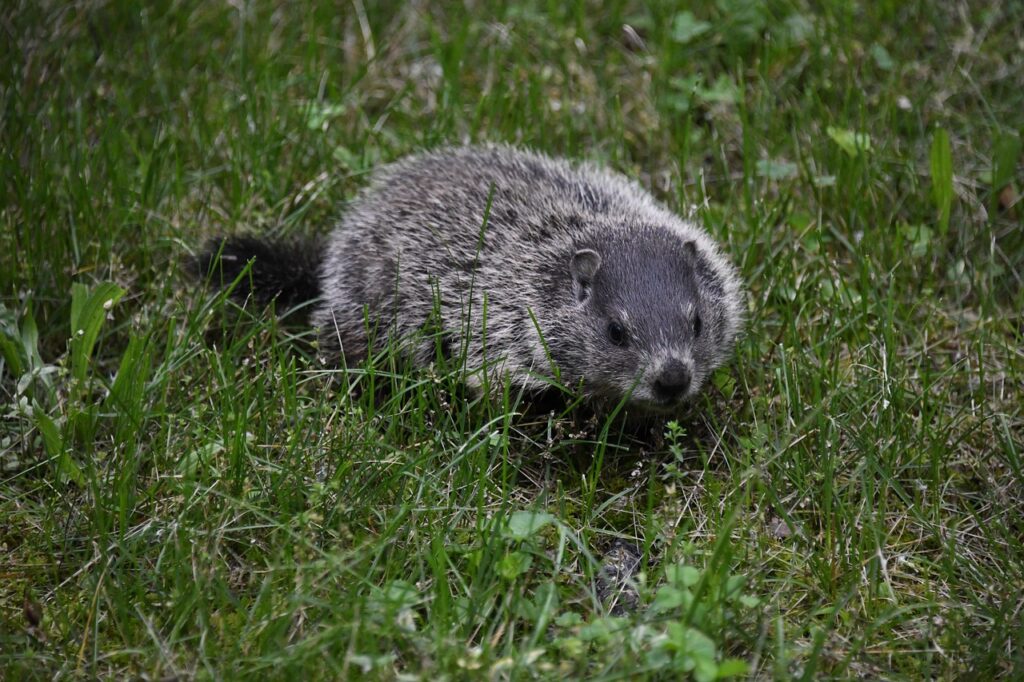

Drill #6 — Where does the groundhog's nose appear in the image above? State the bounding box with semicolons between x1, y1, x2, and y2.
653;360;691;401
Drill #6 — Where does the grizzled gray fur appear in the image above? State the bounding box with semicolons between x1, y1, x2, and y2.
201;146;744;411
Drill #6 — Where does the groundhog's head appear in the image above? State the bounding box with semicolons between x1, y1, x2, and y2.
565;224;741;411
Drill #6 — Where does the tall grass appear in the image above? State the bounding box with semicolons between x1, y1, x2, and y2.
2;0;1022;678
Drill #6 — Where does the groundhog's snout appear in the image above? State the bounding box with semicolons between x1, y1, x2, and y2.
652;359;692;403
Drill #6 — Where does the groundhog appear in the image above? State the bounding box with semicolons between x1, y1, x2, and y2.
197;145;743;412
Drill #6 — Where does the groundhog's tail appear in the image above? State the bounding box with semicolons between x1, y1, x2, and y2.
193;235;322;312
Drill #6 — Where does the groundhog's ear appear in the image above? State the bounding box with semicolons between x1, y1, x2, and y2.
683;240;698;258
570;249;602;301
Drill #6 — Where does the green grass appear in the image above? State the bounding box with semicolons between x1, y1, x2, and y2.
2;0;1023;678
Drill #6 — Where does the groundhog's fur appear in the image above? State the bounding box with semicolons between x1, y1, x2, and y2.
198;146;743;411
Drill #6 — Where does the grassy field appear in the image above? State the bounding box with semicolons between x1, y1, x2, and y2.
2;0;1023;678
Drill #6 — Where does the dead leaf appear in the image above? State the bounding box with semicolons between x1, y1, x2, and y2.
768;516;793;539
621;24;647;53
998;184;1017;217
23;594;42;628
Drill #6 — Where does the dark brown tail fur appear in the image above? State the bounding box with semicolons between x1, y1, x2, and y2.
193;236;322;312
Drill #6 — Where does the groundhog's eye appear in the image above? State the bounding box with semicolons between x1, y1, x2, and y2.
693;314;702;338
607;321;628;347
